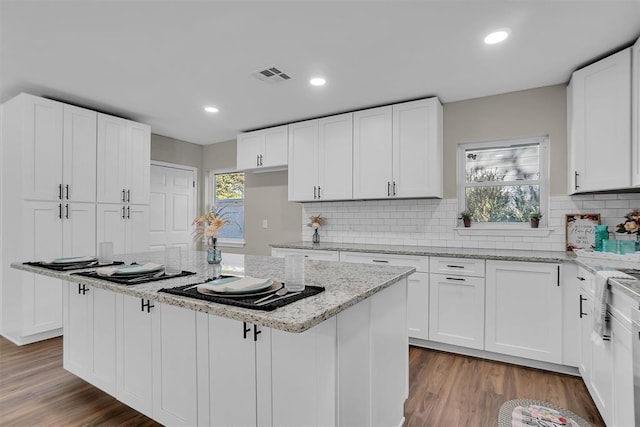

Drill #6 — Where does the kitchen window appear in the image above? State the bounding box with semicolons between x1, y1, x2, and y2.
457;136;549;228
211;171;245;245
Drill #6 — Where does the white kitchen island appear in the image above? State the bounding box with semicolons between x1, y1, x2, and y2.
12;251;413;427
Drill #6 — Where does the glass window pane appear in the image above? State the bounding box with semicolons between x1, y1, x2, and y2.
465;184;540;223
214;172;244;239
466;144;539;183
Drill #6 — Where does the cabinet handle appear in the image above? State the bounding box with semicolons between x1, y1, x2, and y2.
253;324;261;342
446;277;466;281
313;186;317;199
557;265;560;287
127;206;130;219
257;155;260;167
77;283;82;295
577;276;585;281
140;299;154;313
81;284;90;295
446;264;464;269
122;189;126;202
574;171;580;190
58;203;62;219
65;185;70;200
122;206;126;219
259;154;263;166
387;181;391;197
65;204;69;219
243;322;251;339
58;184;63;200
579;295;588;318
393;181;397;196
602;335;611;341
317;186;321;199
126;189;130;203
372;259;389;263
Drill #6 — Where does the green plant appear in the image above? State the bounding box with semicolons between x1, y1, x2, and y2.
460;210;472;220
530;210;543;221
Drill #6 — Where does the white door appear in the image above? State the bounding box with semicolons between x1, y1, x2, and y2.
90;286;118;395
262;125;288;168
62;202;96;257
64;282;91;380
97;204;127;256
407;272;429;340
236;131;262;170
148;164;196;252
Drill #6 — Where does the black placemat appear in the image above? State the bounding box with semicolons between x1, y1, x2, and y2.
159;282;325;311
23;260;124;271
72;269;196;285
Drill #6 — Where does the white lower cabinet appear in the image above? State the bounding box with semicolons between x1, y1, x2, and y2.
578;290;593;380
485;261;562;364
63;282;117;395
116;293;154;418
429;274;485;349
407;272;429;340
97;203;149;255
270;247;340;261
151;302;202;427
611;313;634;427
208;316;272;427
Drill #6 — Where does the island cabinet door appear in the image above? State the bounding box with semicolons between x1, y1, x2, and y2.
151;302;200;427
407;271;429;340
116;293;154;419
63;282;92;381
208;316;273;427
485;261;563;364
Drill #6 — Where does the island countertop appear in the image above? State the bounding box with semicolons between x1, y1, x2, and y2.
11;251;414;333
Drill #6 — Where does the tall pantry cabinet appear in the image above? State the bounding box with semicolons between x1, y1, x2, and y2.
1;93;150;345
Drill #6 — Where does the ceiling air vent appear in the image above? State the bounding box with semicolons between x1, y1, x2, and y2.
252;66;292;84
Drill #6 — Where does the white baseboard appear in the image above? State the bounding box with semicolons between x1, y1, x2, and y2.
1;327;63;346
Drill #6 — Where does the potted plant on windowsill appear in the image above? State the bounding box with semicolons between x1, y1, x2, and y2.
460;210;472;228
530;210;542;228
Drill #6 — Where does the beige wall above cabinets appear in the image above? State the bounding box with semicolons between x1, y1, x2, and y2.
443;84;567;198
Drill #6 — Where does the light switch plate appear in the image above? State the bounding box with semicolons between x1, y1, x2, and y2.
262;219;268;229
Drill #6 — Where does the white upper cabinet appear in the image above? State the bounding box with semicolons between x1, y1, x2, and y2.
288;113;353;202
568;48;632;194
63;105;97;202
97;113;150;204
632;37;640;186
353;98;443;199
353;106;393;199
96;203;149;255
393;98;443;198
237;125;288;171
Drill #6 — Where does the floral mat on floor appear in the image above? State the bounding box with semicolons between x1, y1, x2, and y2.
498;399;591;427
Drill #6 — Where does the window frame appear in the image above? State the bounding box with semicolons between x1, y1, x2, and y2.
456;136;550;229
207;169;246;248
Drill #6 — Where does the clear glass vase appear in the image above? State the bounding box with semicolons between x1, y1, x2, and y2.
312;228;320;244
207;237;222;264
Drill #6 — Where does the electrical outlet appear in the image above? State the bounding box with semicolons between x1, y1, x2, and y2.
262;219;268;229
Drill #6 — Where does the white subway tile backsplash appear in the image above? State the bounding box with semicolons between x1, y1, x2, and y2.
301;194;640;252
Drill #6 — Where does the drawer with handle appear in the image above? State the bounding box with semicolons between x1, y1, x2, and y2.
339;251;428;272
430;257;485;277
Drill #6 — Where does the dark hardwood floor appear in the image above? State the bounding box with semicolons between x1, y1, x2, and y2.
1;337;604;426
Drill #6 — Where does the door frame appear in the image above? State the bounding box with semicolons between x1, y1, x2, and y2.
150;160;199;232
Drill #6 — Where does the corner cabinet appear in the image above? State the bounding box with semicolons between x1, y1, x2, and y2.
288;113;353;201
237;125;288;172
485;260;562;364
568;47;632;194
353;98;443;199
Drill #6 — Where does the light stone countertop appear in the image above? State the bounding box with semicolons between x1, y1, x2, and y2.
271;241;640;303
270;241;576;263
11;251;414;333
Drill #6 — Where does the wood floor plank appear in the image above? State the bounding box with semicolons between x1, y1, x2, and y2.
1;337;605;426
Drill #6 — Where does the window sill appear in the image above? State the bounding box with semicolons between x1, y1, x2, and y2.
453;227;554;237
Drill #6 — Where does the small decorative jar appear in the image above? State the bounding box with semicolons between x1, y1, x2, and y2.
595;225;608;252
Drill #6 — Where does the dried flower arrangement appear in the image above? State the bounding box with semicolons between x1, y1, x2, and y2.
307;214;326;229
193;206;230;242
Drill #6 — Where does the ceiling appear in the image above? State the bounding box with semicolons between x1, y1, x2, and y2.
1;1;640;145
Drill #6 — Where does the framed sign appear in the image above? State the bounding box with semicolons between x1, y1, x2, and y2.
565;214;601;253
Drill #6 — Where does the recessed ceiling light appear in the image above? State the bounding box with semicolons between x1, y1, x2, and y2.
309;77;326;86
204;106;219;113
484;29;510;45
